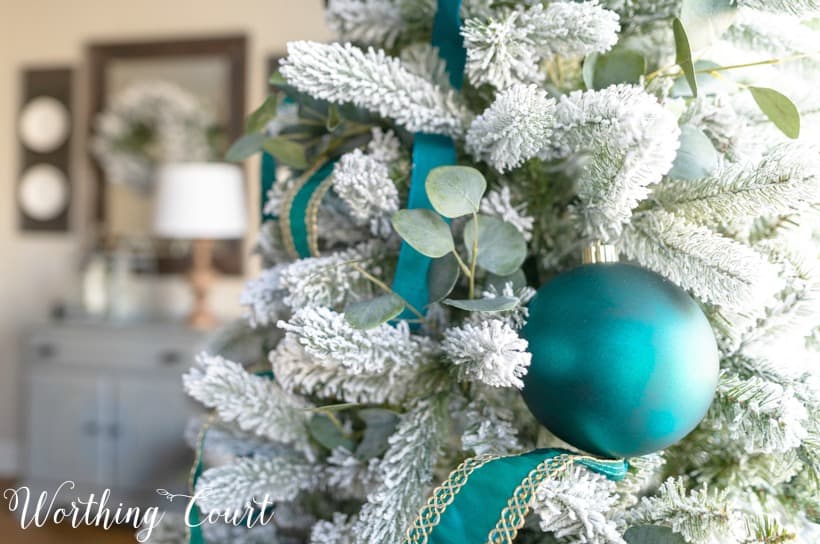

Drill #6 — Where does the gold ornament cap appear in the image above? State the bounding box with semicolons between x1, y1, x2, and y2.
582;242;618;264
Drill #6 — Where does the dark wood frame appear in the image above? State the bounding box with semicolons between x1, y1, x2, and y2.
87;35;247;274
18;67;73;232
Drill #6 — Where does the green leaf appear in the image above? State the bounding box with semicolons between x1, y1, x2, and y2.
331;133;374;159
585;50;646;90
326;103;343;132
344;294;405;330
205;318;271;367
749;87;800;139
425;166;487;218
295;92;330;122
269;70;288;88
673;18;698;98
669;125;719;180
442;296;519;312
356;408;400;460
308;414;355;452
246;95;278;133
391;209;455;258
680;0;738;51
486;270;527;293
277;122;327;142
225;133;265;162
337;102;382;125
463;215;527;276
263;137;309;169
624;526;687;544
428;254;460;304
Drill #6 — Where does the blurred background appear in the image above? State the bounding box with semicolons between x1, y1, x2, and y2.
0;1;331;541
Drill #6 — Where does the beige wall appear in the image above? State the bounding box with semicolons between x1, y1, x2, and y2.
0;0;332;472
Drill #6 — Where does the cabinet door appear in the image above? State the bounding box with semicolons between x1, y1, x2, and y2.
114;376;197;493
26;369;116;485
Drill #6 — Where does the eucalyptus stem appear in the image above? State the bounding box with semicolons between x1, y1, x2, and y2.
349;263;428;322
647;53;816;83
468;213;479;300
645;61;679;83
304;402;359;413
452;250;472;278
318;408;353;438
697;54;813;74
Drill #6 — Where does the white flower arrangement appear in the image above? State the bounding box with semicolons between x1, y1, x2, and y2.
91;81;218;193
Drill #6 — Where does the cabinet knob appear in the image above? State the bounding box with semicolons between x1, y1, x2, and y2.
82;421;100;436
158;350;183;366
107;423;121;438
34;343;56;360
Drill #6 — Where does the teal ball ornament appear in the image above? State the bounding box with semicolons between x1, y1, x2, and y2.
520;263;719;458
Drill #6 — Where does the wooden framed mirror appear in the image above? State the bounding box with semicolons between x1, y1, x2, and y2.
88;35;247;275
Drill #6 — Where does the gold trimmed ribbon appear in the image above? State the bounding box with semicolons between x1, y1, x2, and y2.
404;448;628;544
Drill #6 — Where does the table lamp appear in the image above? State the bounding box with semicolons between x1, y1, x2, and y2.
153;162;247;329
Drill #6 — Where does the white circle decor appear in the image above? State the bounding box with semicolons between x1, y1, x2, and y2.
18;96;71;153
18;164;69;220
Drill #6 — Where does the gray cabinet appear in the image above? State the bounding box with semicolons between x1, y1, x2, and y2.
27;371;115;485
22;323;206;509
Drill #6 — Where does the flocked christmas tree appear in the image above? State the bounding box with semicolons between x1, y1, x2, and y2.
153;1;820;543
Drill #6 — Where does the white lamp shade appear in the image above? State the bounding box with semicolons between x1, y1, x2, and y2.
152;162;247;239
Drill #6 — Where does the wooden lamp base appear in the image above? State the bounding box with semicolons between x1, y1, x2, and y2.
188;239;217;330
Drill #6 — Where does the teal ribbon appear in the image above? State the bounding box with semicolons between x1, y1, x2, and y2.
407;449;627;544
260;151;336;259
187;456;205;544
392;134;458;318
392;0;465;318
288;161;337;258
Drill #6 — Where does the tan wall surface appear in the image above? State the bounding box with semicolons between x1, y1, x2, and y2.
0;0;332;469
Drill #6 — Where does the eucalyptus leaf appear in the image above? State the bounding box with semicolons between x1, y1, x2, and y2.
463;215;527;276
442;296;519;312
205;318;273;367
586;50;646;90
624;526;687;544
356;408;400;460
246;95;278;133
673;18;698;98
425;166;487;218
669;125;719;180
680;0;738;51
344;294;405;329
337;102;383;125
268;73;331;121
309;414;355;452
269;71;288;88
670;60;728;98
325;132;374;161
297;96;330;122
428;254;460;304
263;137;309;169
486;269;527;293
225;133;265;162
749;87;800;140
277;122;327;142
326;104;343;132
392;209;454;258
